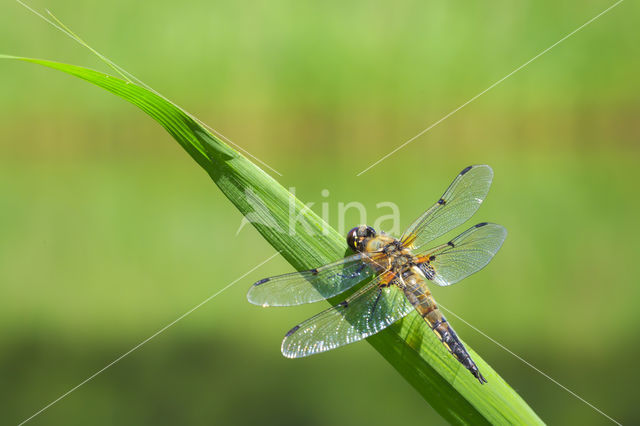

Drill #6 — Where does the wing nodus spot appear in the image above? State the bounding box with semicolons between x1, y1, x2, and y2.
437;198;446;205
447;241;455;248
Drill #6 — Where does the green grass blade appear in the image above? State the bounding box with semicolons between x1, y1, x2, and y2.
1;54;544;425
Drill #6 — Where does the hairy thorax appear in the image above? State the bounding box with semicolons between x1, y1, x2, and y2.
363;235;419;279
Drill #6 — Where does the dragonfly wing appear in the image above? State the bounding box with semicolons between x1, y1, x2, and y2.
401;165;493;250
247;252;385;306
282;272;413;358
418;222;507;287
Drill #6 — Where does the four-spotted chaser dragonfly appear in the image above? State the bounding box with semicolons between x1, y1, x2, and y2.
248;165;506;383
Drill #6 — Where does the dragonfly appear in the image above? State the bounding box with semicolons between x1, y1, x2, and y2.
247;165;506;383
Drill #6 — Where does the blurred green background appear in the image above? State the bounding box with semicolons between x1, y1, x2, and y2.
1;0;638;424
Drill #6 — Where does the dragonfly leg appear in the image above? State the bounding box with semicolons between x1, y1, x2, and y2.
371;272;397;315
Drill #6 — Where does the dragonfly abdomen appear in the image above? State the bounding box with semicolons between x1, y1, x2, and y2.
429;316;487;384
402;271;487;384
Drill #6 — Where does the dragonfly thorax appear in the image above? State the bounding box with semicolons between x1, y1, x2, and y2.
368;235;417;274
390;251;412;269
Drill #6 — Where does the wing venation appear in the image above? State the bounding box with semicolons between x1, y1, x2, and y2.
247;252;385;306
281;273;414;357
401;165;493;250
418;222;507;287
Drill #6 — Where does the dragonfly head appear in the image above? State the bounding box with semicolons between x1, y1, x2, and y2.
346;225;376;252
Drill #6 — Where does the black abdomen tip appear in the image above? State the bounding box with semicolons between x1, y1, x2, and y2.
476;371;488;384
470;365;488;384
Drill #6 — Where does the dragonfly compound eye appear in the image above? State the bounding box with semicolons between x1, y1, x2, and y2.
346;227;359;251
364;226;376;237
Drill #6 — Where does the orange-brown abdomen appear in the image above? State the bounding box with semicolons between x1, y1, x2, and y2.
401;268;487;384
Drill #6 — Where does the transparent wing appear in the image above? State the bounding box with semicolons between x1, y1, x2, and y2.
247;252;387;307
282;273;413;358
401;165;493;250
417;222;507;287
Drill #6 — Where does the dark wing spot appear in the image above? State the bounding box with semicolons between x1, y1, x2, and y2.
475;222;488;228
460;165;473;175
429;255;436;261
447;241;455;248
254;278;270;286
338;301;349;308
285;325;300;337
437;198;446;205
419;263;436;280
310;268;319;276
